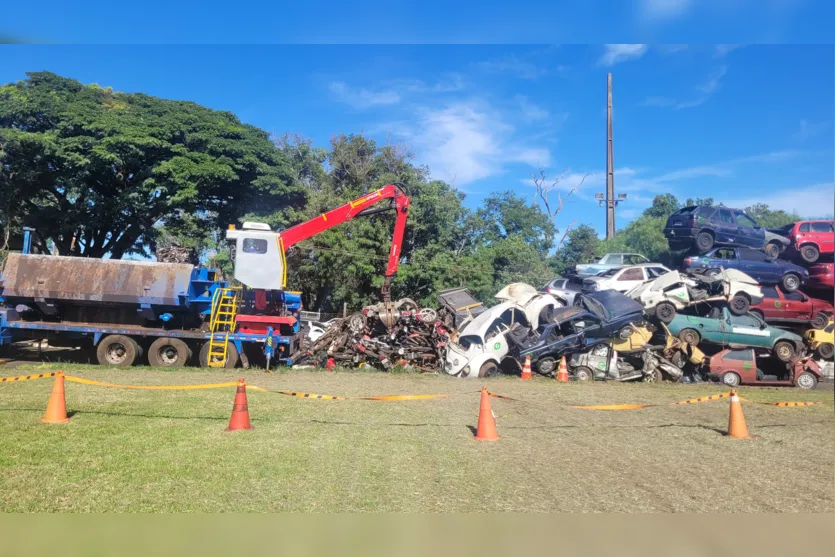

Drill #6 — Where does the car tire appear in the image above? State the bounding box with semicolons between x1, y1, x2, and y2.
199;341;239;368
96;334;139;367
795;372;818;390
801;245;820;263
749;309;765;322
695;232;714;253
655;302;677;323
148;337;191;367
478;361;499;378
764;242;781;260
729;294;750;315
721;372;741;387
573;366;593;381
811;312;829;330
773;340;794;362
782;273;801;292
617;327;633;340
536;357;557;375
818;343;834;360
704;268;722;277
679;329;700;345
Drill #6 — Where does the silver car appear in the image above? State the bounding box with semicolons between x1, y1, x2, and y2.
542;276;584;307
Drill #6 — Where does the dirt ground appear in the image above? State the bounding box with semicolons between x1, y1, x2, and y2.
1;362;833;512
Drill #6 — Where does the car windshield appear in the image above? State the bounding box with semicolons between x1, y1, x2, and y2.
456;335;483;350
580;296;608;320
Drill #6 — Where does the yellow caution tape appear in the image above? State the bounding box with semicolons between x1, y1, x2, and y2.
738;397;824;407
64;375;266;391
359;393;451;401
269;390;478;401
1;371;61;383
571;403;657;410
667;392;731;406
487;392;519;401
274;391;346;400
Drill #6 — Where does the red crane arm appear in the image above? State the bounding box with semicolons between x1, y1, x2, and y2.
279;183;411;279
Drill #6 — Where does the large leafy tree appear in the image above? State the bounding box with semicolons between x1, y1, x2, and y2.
0;72;304;258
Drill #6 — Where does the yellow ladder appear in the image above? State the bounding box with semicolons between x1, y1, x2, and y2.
208;287;240;367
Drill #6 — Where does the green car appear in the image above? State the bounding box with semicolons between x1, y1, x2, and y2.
666;307;804;362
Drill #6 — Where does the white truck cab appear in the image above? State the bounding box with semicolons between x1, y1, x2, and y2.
225;222;286;290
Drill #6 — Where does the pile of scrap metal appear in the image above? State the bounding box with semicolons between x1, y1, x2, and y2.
291;294;475;372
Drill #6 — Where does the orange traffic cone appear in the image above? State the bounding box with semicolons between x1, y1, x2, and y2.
556;356;569;383
42;372;70;424
727;390;750;439
226;378;253;431
473;386;499;441
520;355;533;380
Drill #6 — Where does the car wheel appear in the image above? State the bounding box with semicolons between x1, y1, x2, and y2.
764;242;781;260
537;357;557;375
148;337;191;367
643;368;662;383
704;268;722;277
695;232;714;253
655;302;676;323
617;327;633;340
801;245;820;263
573;366;593;381
478;361;499;378
722;372;741;387
679;329;700;345
782;273;801;292
729;295;750;315
795;372;818;390
773;340;794;362
96;334;139;367
818;343;834;360
346;312;367;334
811;312;829;330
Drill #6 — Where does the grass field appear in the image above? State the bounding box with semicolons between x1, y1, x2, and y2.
1;362;833;512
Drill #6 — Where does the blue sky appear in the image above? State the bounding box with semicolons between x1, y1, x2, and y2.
1;43;833;235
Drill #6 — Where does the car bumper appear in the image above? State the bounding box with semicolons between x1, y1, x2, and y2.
750;295;764;305
665;228;698;244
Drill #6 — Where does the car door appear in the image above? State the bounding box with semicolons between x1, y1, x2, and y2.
615;267;646;292
811;221;835;254
724;311;771;348
713;208;738;245
738;247;777;283
759;285;781;320
734;211;765;248
782;289;809;320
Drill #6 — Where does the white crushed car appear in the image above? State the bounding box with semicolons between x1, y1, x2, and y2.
445;283;562;378
581;263;672;294
626;268;764;322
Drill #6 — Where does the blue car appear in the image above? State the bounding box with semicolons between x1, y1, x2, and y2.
682;246;809;292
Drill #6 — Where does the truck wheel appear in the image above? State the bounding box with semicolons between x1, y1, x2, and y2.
536;357;557;375
199;341;239;369
795;372;817;390
478;361;499;378
782;273;801;292
764;242;781;260
818;343;834;360
148;337;191;368
96;334;138;367
679;329;700;345
573;366;593;381
773;340;794;362
729;294;750;315
811;312;829;330
801;245;819;263
695;232;714;253
655;302;677;323
721;372;741;387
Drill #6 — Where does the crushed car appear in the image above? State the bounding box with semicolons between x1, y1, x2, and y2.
444;284;562;378
627;268;763;322
704;348;822;390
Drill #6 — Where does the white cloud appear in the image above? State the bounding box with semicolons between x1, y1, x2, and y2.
714;44;743;57
477;54;549;80
598;44;648;66
654;165;733;181
639;0;693;20
389;74;465;94
792;119;829;141
515;95;550;122
641;66;728;110
724;183;835;219
698;65;727;94
329;82;400;109
641;96;676;108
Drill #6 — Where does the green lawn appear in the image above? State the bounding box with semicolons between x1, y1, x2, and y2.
1;363;832;512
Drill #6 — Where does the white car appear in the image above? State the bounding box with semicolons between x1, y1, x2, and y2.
582;263;672;294
626;269;764;322
445;283;562;378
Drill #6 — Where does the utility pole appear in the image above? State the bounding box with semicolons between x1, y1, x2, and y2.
597;72;626;238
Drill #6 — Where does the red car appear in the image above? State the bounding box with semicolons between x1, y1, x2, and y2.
774;220;834;263
706;349;821;389
807;262;834;290
749;285;833;329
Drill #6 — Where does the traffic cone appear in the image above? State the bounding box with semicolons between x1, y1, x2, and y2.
556;356;569;383
326;357;336;370
473;386;499;441
520;356;533;380
226;378;253;431
727;390;750;439
41;372;70;424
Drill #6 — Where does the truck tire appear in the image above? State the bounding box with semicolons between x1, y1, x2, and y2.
800;244;819;263
695;232;714;253
773;340;794;362
729;294;750;315
655;302;677;323
148;337;192;368
199;341;239;369
795;372;817;390
96;334;139;367
782;273;801;292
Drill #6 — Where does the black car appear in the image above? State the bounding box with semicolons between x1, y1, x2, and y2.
664;205;785;257
506;290;646;374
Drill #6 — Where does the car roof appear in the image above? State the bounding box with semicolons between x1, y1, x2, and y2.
459;301;515;335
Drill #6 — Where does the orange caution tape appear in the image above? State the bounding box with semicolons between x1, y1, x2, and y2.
487;392;519;401
269;390;478;401
570;403;657;411
667;392;731;406
274;391;346;400
1;371;62;383
738;397;824;407
64;375;266;392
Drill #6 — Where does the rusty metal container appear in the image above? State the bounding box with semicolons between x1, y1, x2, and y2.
0;253;194;308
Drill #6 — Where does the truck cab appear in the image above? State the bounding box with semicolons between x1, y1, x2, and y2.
226;222;286;291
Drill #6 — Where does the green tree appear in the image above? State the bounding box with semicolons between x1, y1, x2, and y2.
644;194;680;218
743;203;801;228
474;191;555;255
0;72;304;258
549;224;600;276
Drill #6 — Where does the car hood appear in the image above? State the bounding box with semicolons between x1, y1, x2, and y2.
495;283;540;306
763;230;790;245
